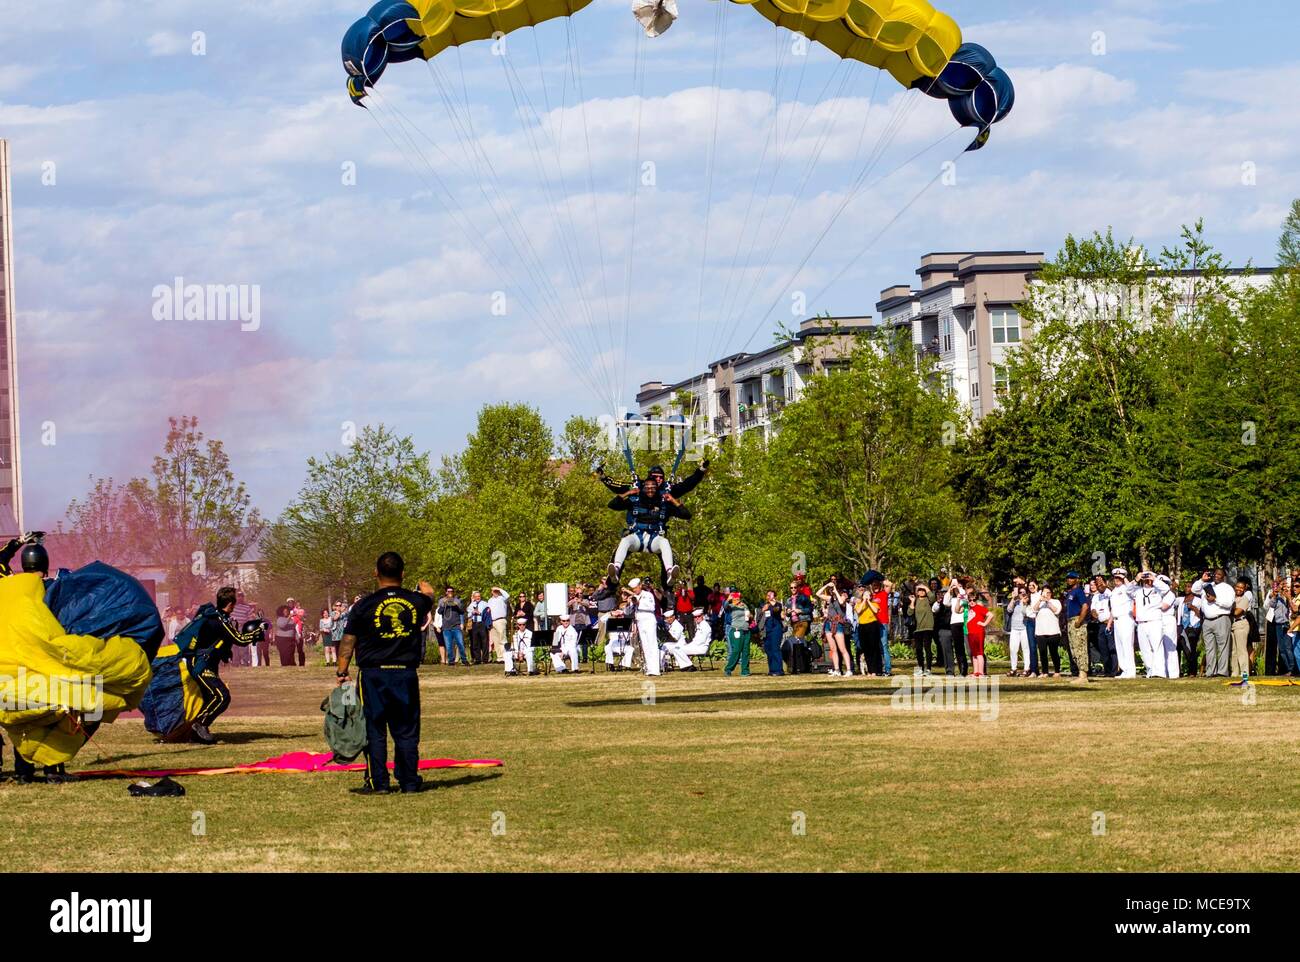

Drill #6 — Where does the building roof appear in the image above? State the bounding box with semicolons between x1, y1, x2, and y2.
638;316;875;403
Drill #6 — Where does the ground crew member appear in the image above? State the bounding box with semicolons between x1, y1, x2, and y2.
2;536;69;782
185;586;267;743
336;552;432;795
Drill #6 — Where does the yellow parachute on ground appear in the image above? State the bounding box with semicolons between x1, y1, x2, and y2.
0;574;152;767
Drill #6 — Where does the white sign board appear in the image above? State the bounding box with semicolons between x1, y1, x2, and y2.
545;582;569;619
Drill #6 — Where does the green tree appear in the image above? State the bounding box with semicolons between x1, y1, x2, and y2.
1278;197;1300;269
769;329;965;577
124;416;262;607
260;424;432;602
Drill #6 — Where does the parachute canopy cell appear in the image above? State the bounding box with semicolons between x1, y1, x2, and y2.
0;574;152;767
44;561;166;662
342;0;1013;143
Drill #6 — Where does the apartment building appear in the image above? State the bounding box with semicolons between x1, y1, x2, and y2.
636;316;874;444
879;251;1280;421
877;251;1045;421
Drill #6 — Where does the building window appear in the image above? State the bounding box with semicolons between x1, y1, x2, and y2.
971;379;980;401
991;309;1021;345
943;372;955;396
941;316;952;353
968;324;977;349
994;365;1011;396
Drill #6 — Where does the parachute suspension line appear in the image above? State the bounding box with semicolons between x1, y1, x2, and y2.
776;11;818;161
721;82;926;352
804;133;970;311
369;88;613;409
362;102;597;403
565;10;620;415
737;123;965;353
485;34;623;412
439;38;614;410
707;10;818;360
413;56;608;405
711;57;858;356
370;97;612;408
618;28;648;421
525;27;619;411
688;0;730;406
704;21;795;375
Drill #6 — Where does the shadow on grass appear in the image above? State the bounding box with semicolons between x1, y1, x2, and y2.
566;681;1100;709
213;731;303;745
349;772;503;795
82;731;303;767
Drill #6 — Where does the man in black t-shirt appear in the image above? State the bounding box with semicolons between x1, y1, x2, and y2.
337;551;433;794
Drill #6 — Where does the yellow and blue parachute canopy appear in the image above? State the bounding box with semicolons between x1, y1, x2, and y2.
341;0;1013;143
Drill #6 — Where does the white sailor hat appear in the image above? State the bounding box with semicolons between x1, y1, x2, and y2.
1155;574;1172;588
1112;567;1128;578
628;577;642;589
692;608;705;617
559;612;571;621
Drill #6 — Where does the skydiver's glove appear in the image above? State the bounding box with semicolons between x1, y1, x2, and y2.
595;464;606;478
702;459;711;472
21;531;46;545
0;538;23;570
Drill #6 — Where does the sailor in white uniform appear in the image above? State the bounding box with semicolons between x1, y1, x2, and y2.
552;613;583;673
1133;571;1170;678
506;614;536;675
604;603;637;671
630;578;662;676
1155;574;1180;678
661;609;687;667
1110;568;1139;678
665;608;713;671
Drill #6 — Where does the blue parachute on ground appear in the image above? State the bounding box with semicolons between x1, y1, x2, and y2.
44;561;165;662
139;606;214;741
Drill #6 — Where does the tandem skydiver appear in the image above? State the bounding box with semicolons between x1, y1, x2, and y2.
596;460;708;589
181;586;267;744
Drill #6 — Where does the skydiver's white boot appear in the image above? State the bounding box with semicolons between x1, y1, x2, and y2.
607;562;622;587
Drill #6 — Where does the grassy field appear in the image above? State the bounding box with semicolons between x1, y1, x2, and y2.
2;659;1297;872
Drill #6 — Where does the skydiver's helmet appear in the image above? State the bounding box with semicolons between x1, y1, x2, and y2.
648;465;666;482
20;543;49;575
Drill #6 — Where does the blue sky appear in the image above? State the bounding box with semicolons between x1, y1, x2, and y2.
2;0;1297;526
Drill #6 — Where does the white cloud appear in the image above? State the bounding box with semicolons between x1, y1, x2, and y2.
145;31;191;57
